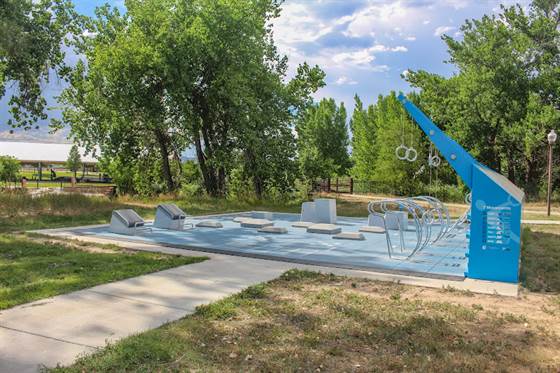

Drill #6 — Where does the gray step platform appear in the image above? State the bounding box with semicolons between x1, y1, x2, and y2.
195;220;223;228
306;224;342;235
292;221;315;228
359;226;386;234
240;218;274;228
258;226;288;234
333;232;366;240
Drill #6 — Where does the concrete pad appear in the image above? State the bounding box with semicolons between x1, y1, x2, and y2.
291;221;314;228
240;218;274;228
359;226;386;234
195;220;223;228
258;226;288;234
0;251;294;371
0;326;97;373
0;290;187;348
333;232;365;241
307;223;342;234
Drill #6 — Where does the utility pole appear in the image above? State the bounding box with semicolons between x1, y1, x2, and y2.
547;129;557;216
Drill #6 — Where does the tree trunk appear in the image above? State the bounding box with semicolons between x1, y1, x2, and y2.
154;127;175;192
193;130;220;197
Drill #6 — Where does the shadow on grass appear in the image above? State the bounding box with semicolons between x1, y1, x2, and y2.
520;227;560;293
52;270;559;372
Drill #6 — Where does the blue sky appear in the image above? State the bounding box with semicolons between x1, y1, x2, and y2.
1;0;529;141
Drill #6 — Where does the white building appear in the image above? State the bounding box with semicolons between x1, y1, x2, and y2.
0;141;100;180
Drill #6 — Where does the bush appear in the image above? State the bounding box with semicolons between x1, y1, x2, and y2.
0;156;21;185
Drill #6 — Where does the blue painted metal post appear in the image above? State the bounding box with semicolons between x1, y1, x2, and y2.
398;94;524;283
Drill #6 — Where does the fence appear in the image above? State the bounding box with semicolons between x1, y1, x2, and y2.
312;178;397;196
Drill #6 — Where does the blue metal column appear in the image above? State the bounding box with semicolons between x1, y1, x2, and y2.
398;94;524;283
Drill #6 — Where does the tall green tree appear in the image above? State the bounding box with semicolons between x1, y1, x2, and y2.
66;144;82;179
0;0;79;129
297;98;351;180
61;1;187;193
368;92;426;195
350;94;378;180
61;0;323;197
406;0;560;196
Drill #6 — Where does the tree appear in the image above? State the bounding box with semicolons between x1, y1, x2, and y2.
350;94;378;180
66;144;82;179
0;156;21;186
62;0;324;197
297;98;351;181
60;1;187;193
406;0;560;196
0;0;79;129
368;92;426;195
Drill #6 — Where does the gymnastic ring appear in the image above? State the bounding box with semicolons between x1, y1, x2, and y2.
395;144;408;160
429;155;441;167
406;147;417;162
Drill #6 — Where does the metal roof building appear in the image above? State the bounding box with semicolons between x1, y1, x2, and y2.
0;141;98;164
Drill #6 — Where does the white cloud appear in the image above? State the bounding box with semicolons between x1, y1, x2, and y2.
405;36;416;41
344;2;430;38
332;49;376;66
371;65;390;73
330;43;407;69
274;3;333;45
401;69;410;78
335;76;358;85
442;0;469;9
423;20;431;25
434;26;455;37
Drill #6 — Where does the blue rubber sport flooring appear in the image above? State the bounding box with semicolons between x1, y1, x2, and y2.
73;211;468;280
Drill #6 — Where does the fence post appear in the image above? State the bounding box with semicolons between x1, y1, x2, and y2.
327;178;331;193
336;178;339;193
350;178;354;194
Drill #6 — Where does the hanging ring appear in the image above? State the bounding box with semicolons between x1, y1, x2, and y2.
429;155;441;167
395;144;408;160
406;147;417;162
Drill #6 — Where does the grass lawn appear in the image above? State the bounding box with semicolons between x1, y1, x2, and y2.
521;226;560;292
51;270;560;372
0;234;207;310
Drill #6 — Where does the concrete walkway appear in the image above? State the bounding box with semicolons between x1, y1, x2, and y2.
0;251;294;372
522;219;560;225
0;233;518;372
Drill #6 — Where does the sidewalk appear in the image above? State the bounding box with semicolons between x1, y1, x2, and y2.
0;252;294;372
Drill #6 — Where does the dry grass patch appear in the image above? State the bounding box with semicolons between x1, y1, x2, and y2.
54;271;560;372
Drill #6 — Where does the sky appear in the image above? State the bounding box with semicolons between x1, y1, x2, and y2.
1;0;530;142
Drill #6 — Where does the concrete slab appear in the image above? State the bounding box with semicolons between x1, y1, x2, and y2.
0;326;97;373
333;232;366;240
291;221;314;228
195;220;223;228
258;226;288;234
307;223;342;234
0;251;293;372
359;226;386;234
239;218;274;228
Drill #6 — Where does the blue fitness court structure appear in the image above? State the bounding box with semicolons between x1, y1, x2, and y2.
70;95;524;285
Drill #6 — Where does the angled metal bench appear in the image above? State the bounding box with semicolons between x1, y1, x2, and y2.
109;209;151;235
154;203;192;230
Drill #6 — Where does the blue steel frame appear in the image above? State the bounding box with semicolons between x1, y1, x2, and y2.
398;94;524;283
